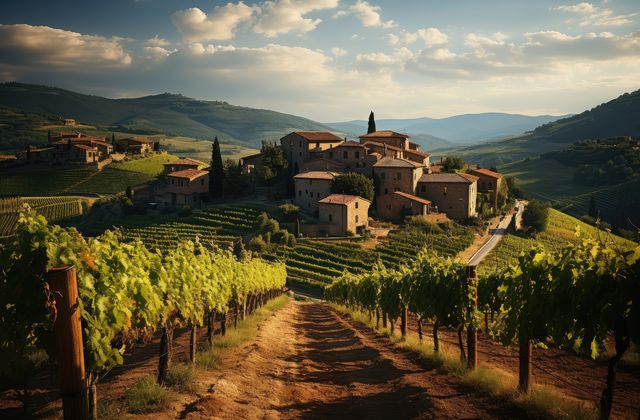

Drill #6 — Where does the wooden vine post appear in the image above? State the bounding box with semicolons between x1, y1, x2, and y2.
466;265;478;370
400;306;408;337
46;265;89;420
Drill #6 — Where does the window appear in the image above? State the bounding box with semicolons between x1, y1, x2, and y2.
381;172;386;180
384;188;388;194
317;192;320;198
355;215;359;223
193;195;197;202
397;172;401;180
355;151;360;158
298;190;302;197
329;214;333;222
201;179;204;185
443;187;447;196
355;202;359;209
343;151;348;159
394;187;400;192
309;179;313;185
421;185;426;193
329;151;333;158
299;141;302;148
305;189;308;195
362;162;366;167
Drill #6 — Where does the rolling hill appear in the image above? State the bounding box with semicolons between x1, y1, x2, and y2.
443;89;640;167
0;82;333;149
325;112;565;146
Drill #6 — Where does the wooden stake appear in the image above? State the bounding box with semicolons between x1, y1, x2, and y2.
466;265;478;370
47;265;89;420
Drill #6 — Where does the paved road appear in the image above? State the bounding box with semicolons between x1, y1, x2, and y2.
467;200;525;267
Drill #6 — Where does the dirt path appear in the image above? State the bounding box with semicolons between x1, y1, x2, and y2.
187;301;522;419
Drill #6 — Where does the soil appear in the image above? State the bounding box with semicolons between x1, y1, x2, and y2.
2;300;639;419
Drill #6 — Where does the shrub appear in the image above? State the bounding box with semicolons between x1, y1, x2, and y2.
248;235;268;254
278;203;299;222
522;200;549;235
178;205;192;217
441;156;464;172
406;217;444;234
164;364;197;392
331;173;374;201
260;216;280;235
126;376;172;413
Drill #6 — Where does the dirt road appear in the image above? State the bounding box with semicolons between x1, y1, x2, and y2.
186;301;521;419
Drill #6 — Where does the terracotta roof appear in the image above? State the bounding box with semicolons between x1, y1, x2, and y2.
429;165;443;173
404;149;431;158
362;141;403;152
332;140;365;148
0;154;16;160
393;191;431;206
165;158;206;167
469;168;503;179
419;173;479;184
167;169;208;181
240;152;264;161
373;157;422;168
72;144;97;151
359;130;410;139
29;146;55;152
293;171;340;180
319;194;370;205
290;132;343;142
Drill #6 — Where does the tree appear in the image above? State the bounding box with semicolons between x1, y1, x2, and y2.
331;173;375;201
223;159;253;197
588;195;599;218
367;111;376;134
522;200;549;234
257;141;287;182
111;132;116;145
442;156;465;173
125;186;133;201
209;137;224;198
47;130;51;144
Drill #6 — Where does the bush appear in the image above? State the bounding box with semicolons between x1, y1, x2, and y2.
406;216;444;234
278;203;299;222
331;173;374;201
442;156;464;173
178;205;192;217
126;376;172;413
346;230;355;236
522;200;549;235
164;364;197;392
248;235;268;254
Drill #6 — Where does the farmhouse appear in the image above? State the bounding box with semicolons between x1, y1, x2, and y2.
468;168;503;210
163;157;206;174
417;173;478;220
158;168;209;208
239;152;265;175
376;191;431;221
318;194;370;236
293;171;339;213
120;136;156;155
373;157;424;196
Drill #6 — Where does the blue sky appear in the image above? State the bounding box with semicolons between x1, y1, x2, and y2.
0;0;639;121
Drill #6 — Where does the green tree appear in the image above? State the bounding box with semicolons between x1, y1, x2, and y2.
588;195;599;218
367;111;376;134
522;200;549;234
331;173;374;201
209;137;224;198
223;159;253;197
257;141;288;182
442;156;465;173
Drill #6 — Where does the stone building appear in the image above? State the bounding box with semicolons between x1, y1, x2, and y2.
293;171;339;213
280;132;344;172
373;157;424;196
121;136;156;154
376;191;431;221
318;194;370;236
468;168;503;210
417;173;478;220
163;157;206;174
158;169;209;208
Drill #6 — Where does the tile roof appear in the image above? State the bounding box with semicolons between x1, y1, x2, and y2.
165;158;206;167
0;154;16;160
293;171;340;180
363;141;403;152
29;146;55;152
167;169;208;181
319;194;370;205
429;165;443;173
404;149;431;158
394;191;431;205
72;144;97;151
359;130;410;139
332;140;365;148
418;172;479;184
373;157;422;168
291;132;343;142
469;168;503;179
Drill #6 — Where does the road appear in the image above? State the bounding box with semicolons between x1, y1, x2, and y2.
466;200;525;267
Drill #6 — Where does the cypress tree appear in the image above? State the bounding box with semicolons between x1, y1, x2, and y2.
588;195;599;219
210;136;224;198
367;111;376;134
47;130;52;144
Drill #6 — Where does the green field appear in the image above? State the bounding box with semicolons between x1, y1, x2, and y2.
161;136;258;163
478;208;636;275
0;154;175;195
499;157;640;228
0;196;85;238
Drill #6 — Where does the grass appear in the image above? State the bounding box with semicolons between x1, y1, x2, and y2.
125;375;173;414
331;303;597;420
479;208;636;275
161;135;258;162
164;364;198;392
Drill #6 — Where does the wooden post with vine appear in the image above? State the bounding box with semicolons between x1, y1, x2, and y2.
466;265;478;370
47;265;89;420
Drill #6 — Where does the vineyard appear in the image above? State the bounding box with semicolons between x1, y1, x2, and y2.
325;234;640;419
479;208;636;275
0;207;286;418
0;196;84;237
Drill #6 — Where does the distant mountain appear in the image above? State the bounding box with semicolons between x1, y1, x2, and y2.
444;89;640;167
326;112;567;146
0;83;333;148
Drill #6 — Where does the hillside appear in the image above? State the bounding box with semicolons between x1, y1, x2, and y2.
0;83;332;149
444;89;640;167
478;208;637;275
326;112;564;146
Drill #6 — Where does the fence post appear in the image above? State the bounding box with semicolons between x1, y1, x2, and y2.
47;265;89;420
466;265;478;370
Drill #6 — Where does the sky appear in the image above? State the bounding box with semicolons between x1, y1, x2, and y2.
0;0;639;121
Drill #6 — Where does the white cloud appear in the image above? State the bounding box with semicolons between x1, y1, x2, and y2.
252;0;339;37
331;47;348;57
0;24;132;68
172;2;255;42
387;27;448;46
336;1;396;28
143;46;175;61
146;35;170;47
555;2;637;26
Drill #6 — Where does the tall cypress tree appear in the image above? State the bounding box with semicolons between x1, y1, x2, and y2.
210;136;224;198
367;111;376;134
588;195;599;218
